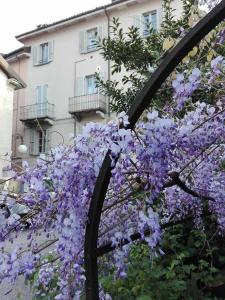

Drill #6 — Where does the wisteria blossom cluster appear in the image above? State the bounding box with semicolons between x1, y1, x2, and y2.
0;54;224;299
172;68;201;110
172;55;225;110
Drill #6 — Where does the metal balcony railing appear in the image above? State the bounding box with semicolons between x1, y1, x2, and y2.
20;102;55;121
68;93;107;114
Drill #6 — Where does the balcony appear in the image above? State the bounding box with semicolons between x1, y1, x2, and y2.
68;93;107;119
20;102;55;124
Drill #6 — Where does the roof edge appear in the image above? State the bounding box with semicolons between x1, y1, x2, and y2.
16;0;134;41
0;55;26;89
3;46;31;60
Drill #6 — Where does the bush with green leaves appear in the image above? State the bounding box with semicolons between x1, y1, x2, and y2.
101;216;225;299
96;0;225;113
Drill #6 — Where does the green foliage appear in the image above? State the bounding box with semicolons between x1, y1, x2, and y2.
25;254;59;300
96;0;225;113
101;217;225;299
98;2;225;299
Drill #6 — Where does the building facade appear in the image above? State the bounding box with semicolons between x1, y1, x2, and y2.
0;54;26;179
5;0;182;165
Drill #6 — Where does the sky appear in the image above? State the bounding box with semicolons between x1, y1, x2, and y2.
0;0;111;54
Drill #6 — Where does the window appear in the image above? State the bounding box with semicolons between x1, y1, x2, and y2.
86;75;97;95
133;9;161;37
143;11;157;37
30;129;49;155
87;28;98;51
79;26;103;54
35;85;48;117
33;41;54;66
36;85;48;103
38;130;46;153
40;43;49;64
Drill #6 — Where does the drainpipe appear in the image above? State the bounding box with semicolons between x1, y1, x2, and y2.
104;7;111;117
14;55;21;157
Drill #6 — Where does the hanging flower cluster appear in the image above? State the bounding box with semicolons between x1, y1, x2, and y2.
172;68;201;110
0;57;224;299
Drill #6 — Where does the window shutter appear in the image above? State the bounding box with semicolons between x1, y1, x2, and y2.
42;85;48;102
76;122;83;135
99;72;106;81
48;41;54;62
79;31;86;53
35;86;42;103
38;45;42;64
32;46;38;65
45;129;51;152
75;77;84;96
151;12;157;30
157;8;163;29
97;25;103;44
103;24;108;39
141;15;146;37
98;72;106;93
30;129;38;155
42;85;48;116
133;15;142;35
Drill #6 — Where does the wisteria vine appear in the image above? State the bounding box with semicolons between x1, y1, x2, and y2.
0;40;225;300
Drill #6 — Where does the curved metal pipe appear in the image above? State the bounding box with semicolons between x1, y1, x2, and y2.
84;2;225;299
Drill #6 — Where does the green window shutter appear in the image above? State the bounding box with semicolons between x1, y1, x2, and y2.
38;45;42;64
79;30;86;53
48;41;54;62
133;15;142;35
157;8;163;29
45;129;51;152
98;72;106;93
35;86;42;103
99;71;106;81
42;85;48;102
103;24;108;39
97;25;103;44
75;77;84;96
30;129;38;155
32;46;38;65
151;12;157;30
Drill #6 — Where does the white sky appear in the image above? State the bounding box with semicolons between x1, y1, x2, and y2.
0;0;110;54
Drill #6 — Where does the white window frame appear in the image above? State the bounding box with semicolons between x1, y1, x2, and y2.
86;27;98;51
33;41;54;66
40;42;49;64
30;129;50;155
85;75;97;95
142;10;157;37
79;26;103;54
38;130;47;153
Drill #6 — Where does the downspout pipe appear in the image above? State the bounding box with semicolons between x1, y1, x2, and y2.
104;7;110;117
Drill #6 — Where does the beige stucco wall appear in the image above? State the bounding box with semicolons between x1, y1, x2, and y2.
0;71;14;179
10;0;183;165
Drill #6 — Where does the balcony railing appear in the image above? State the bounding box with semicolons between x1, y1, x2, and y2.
20;102;55;121
68;93;107;115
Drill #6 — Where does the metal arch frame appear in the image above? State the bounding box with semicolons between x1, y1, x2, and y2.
84;2;225;299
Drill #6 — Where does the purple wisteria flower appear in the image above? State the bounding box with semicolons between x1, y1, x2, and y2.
173;68;201;110
0;90;224;299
